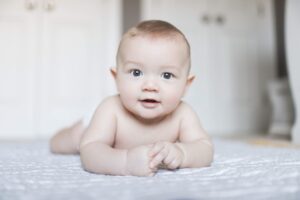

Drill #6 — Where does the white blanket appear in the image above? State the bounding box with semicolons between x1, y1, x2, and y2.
0;138;299;200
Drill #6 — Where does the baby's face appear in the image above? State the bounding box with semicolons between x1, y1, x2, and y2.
114;35;192;120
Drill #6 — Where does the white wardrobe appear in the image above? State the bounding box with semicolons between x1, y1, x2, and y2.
141;0;277;135
0;0;121;139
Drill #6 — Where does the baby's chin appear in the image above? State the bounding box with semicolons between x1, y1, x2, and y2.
130;109;170;123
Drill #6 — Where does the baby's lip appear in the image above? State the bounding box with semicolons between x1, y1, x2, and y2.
139;98;161;108
139;98;160;103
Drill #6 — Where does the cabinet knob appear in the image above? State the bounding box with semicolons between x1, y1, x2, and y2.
201;14;211;24
25;0;37;10
45;0;56;12
215;15;225;25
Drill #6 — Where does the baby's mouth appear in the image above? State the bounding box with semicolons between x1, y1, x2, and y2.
141;99;159;103
139;98;160;108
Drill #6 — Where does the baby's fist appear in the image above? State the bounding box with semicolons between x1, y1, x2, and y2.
149;142;184;170
125;145;156;176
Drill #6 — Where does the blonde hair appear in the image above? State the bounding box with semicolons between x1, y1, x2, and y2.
116;20;191;70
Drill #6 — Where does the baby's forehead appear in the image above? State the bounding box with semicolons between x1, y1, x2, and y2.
116;33;191;70
118;34;190;59
117;36;190;71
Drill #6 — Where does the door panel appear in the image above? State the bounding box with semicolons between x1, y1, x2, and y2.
0;0;121;139
38;0;119;137
0;1;37;139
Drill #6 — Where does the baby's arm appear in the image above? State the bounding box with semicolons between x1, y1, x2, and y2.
150;103;214;169
80;96;156;176
79;97;127;175
81;141;155;176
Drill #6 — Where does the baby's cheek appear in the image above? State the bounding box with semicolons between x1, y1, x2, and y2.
119;84;136;103
164;91;183;110
122;90;136;105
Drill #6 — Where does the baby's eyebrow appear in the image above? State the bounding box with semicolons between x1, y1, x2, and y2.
161;65;181;72
161;65;179;68
123;60;142;67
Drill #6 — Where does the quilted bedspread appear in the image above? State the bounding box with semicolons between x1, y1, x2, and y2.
0;138;299;200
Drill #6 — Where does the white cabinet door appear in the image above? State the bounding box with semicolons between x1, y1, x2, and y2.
0;0;121;139
205;0;276;133
141;0;276;134
0;0;37;139
37;0;121;138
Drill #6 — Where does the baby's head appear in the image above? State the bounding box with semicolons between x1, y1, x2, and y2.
111;20;194;121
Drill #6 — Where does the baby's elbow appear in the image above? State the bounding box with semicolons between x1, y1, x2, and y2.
79;145;99;174
199;141;214;167
81;160;92;173
79;150;93;173
80;152;103;174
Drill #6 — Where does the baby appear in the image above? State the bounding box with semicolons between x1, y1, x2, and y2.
50;20;214;176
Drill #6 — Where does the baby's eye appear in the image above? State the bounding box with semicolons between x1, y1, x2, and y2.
161;72;174;80
130;69;143;77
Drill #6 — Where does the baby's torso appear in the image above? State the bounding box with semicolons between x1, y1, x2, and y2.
113;106;181;149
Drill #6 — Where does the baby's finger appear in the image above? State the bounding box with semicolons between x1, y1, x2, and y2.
150;147;169;169
148;142;165;157
162;153;175;166
168;158;180;170
149;152;164;169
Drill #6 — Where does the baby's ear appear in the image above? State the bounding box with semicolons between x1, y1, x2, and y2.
110;67;117;79
186;75;195;87
183;75;195;96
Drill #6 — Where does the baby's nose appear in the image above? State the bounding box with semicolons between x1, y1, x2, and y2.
142;78;159;92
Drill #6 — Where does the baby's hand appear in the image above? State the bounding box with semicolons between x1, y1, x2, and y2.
149;142;184;170
125;145;157;176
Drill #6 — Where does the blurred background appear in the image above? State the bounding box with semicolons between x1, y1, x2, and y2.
0;0;296;141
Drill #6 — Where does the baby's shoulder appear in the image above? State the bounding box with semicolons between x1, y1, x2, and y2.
174;101;198;117
97;95;123;111
100;94;121;104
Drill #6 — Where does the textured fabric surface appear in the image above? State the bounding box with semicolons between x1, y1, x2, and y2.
0;138;300;200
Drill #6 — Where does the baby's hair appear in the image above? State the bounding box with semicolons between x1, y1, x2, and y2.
117;20;191;70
